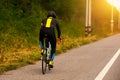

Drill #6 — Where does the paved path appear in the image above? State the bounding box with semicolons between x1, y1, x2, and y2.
0;34;120;80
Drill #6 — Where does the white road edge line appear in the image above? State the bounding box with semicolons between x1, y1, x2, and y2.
95;48;120;80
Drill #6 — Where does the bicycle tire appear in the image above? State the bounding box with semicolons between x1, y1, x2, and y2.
42;54;47;74
41;37;52;74
42;38;47;74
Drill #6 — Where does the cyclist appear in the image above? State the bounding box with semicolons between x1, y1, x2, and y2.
39;11;61;68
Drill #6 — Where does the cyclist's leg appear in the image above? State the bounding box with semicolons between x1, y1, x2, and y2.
39;30;45;54
47;31;56;68
49;40;56;68
50;45;56;61
40;41;43;49
50;37;56;61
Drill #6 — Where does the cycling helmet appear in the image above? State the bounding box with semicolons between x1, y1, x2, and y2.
47;11;56;18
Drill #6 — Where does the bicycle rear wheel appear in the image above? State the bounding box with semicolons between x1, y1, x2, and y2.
41;37;51;74
42;54;47;74
42;38;48;74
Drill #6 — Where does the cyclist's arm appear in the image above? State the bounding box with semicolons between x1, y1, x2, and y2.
56;20;61;38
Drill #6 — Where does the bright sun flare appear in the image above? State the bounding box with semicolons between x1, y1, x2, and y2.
107;0;120;12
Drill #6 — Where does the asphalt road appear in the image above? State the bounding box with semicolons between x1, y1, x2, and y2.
0;34;120;80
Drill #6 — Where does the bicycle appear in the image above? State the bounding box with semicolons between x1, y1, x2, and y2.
41;35;52;74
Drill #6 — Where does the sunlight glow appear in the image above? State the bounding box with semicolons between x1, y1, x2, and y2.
107;0;120;12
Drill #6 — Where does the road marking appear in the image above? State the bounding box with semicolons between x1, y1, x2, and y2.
95;48;120;80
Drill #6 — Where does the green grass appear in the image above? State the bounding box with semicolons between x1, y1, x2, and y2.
0;47;40;74
0;35;98;73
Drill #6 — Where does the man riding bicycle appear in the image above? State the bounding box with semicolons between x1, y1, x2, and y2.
39;11;61;68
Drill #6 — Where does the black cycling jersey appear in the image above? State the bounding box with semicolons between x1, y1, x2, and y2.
39;17;61;39
39;16;61;57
